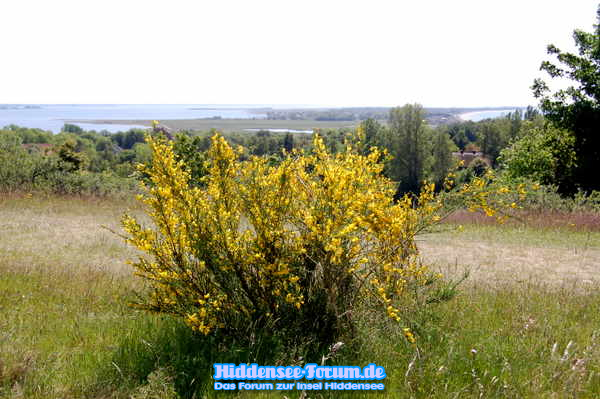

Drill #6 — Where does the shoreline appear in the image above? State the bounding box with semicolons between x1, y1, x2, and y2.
64;118;362;132
458;108;520;121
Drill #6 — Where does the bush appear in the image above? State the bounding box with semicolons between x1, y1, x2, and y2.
0;131;45;191
122;134;517;353
44;170;138;197
498;125;577;194
0;130;136;197
511;182;600;213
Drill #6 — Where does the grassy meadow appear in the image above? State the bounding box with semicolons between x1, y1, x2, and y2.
1;194;600;398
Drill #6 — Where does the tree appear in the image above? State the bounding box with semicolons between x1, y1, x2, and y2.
387;104;429;195
498;125;577;192
532;5;600;193
476;119;510;166
430;128;456;187
250;130;275;156
447;121;478;150
282;132;294;153
0;131;59;189
62;124;84;134
57;141;86;172
524;105;540;121
507;109;522;141
111;129;146;150
172;133;208;185
361;118;385;151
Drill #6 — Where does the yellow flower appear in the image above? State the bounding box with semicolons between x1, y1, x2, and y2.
122;132;524;335
403;328;416;344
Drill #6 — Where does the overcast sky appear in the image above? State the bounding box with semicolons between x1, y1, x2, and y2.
1;0;598;107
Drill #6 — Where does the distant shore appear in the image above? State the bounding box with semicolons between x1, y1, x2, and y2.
1;105;525;133
458;108;521;122
57;106;525;133
64;118;362;132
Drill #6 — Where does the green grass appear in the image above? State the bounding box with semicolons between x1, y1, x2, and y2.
0;266;135;397
2;195;600;398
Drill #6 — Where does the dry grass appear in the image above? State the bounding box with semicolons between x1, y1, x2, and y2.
419;222;600;287
2;192;598;288
445;208;600;231
0;193;141;276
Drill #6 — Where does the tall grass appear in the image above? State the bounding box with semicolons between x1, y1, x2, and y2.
1;195;600;398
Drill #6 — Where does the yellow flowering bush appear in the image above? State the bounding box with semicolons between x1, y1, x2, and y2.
438;169;537;226
122;133;520;345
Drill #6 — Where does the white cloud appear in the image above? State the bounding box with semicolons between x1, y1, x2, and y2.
0;0;597;106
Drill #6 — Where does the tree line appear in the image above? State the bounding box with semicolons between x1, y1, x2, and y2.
0;103;576;198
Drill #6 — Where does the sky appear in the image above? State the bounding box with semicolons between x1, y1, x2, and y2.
1;0;598;107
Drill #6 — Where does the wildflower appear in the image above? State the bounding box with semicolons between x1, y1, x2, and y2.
403;328;416;344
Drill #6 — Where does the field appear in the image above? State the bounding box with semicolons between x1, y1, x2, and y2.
66;119;363;133
1;195;600;398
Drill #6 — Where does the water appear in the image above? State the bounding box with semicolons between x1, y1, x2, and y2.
1;105;527;132
0;104;272;133
459;109;522;122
